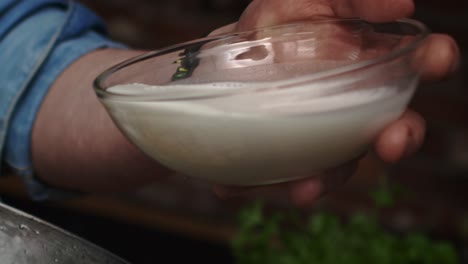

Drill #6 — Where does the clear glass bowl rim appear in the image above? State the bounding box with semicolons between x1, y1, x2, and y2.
93;18;430;100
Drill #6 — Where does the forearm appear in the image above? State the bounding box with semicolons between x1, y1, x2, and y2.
31;48;172;193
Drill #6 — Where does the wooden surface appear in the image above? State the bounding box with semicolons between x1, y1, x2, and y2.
0;175;236;244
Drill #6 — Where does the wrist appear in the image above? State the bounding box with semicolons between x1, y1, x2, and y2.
31;48;172;193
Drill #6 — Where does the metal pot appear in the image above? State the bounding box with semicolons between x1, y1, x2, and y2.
0;202;130;264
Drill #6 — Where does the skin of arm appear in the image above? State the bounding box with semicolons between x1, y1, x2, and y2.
31;48;173;193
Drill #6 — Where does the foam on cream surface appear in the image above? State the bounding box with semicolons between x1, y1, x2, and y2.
106;81;398;114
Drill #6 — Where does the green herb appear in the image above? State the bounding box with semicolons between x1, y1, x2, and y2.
231;196;459;264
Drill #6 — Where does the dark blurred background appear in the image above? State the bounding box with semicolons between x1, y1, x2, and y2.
0;0;467;263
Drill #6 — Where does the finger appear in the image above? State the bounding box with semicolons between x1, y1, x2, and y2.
214;158;359;207
333;0;415;22
415;34;460;82
212;179;294;200
212;174;324;201
287;177;322;208
374;109;426;163
289;161;357;208
213;176;322;205
213;177;323;209
238;0;415;31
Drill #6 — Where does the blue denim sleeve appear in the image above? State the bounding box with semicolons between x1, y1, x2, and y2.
0;0;128;201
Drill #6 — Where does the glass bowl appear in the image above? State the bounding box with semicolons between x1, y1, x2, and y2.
94;18;429;186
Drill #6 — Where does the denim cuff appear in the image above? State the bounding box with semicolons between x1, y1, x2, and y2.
0;0;127;201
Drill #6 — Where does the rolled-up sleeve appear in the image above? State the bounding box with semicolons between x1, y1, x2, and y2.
0;0;127;201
